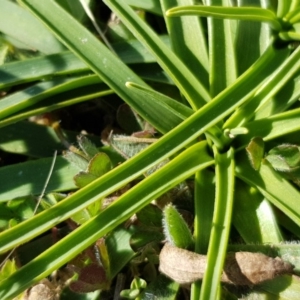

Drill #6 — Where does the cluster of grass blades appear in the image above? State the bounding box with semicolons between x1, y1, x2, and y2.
2;0;300;299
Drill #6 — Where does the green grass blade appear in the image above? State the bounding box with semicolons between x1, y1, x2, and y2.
0;82;112;129
104;0;211;110
124;0;163;15
194;169;215;255
191;169;215;299
0;75;99;121
17;0;173;131
13;0;191;134
0;121;111;159
279;30;300;41
290;0;300;12
225;44;299;127
0;71;189;134
255;71;300;119
126;81;193;119
235;0;272;75
17;0;286;135
166;5;282;30
0;141;214;300
200;147;235;300
0;0;64;54
207;0;237;97
123;84;192;134
0;37;170;89
0;51;87;89
0;156;78;201
0;121;73;158
280;6;300;23
160;0;209;89
277;0;292;18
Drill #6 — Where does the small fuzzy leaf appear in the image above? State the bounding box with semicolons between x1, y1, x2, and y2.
0;259;18;282
86;201;102;218
110;134;150;159
139;274;179;300
266;144;300;172
120;288;140;299
0;203;14;230
71;207;92;225
63;151;89;171
7;196;36;220
266;155;292;172
77;135;99;159
131;277;147;289
246;137;264;170
162;204;194;249
74;172;98;188
41;193;67;209
87;153;112;177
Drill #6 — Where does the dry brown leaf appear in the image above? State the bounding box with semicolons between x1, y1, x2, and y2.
22;279;59;300
159;243;294;285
